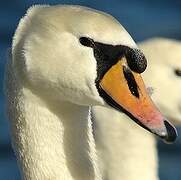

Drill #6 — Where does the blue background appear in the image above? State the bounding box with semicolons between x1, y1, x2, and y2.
0;0;181;179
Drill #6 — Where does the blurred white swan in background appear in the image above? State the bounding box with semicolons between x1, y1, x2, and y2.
5;5;176;180
93;38;181;180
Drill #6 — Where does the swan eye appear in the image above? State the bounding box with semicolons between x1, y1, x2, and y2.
174;68;181;77
79;37;94;47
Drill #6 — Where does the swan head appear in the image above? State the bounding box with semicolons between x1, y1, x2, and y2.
12;5;177;142
141;38;181;126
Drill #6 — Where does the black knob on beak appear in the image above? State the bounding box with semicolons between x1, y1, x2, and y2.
125;48;147;73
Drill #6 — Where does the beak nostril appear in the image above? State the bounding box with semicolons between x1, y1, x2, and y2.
123;66;140;98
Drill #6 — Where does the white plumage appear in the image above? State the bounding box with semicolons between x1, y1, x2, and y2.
5;5;142;180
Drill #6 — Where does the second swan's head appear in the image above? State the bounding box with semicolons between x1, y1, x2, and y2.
12;5;177;142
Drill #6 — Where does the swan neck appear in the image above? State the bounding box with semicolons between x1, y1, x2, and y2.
9;87;101;180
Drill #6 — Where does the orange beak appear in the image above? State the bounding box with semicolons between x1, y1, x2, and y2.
99;57;177;143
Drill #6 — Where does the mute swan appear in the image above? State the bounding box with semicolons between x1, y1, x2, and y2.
93;38;181;180
5;5;177;180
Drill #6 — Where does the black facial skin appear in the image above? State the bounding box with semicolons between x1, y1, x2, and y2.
79;36;146;99
79;37;95;48
174;68;181;77
79;36;147;83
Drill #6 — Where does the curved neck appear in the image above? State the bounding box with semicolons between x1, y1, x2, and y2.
8;87;101;180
